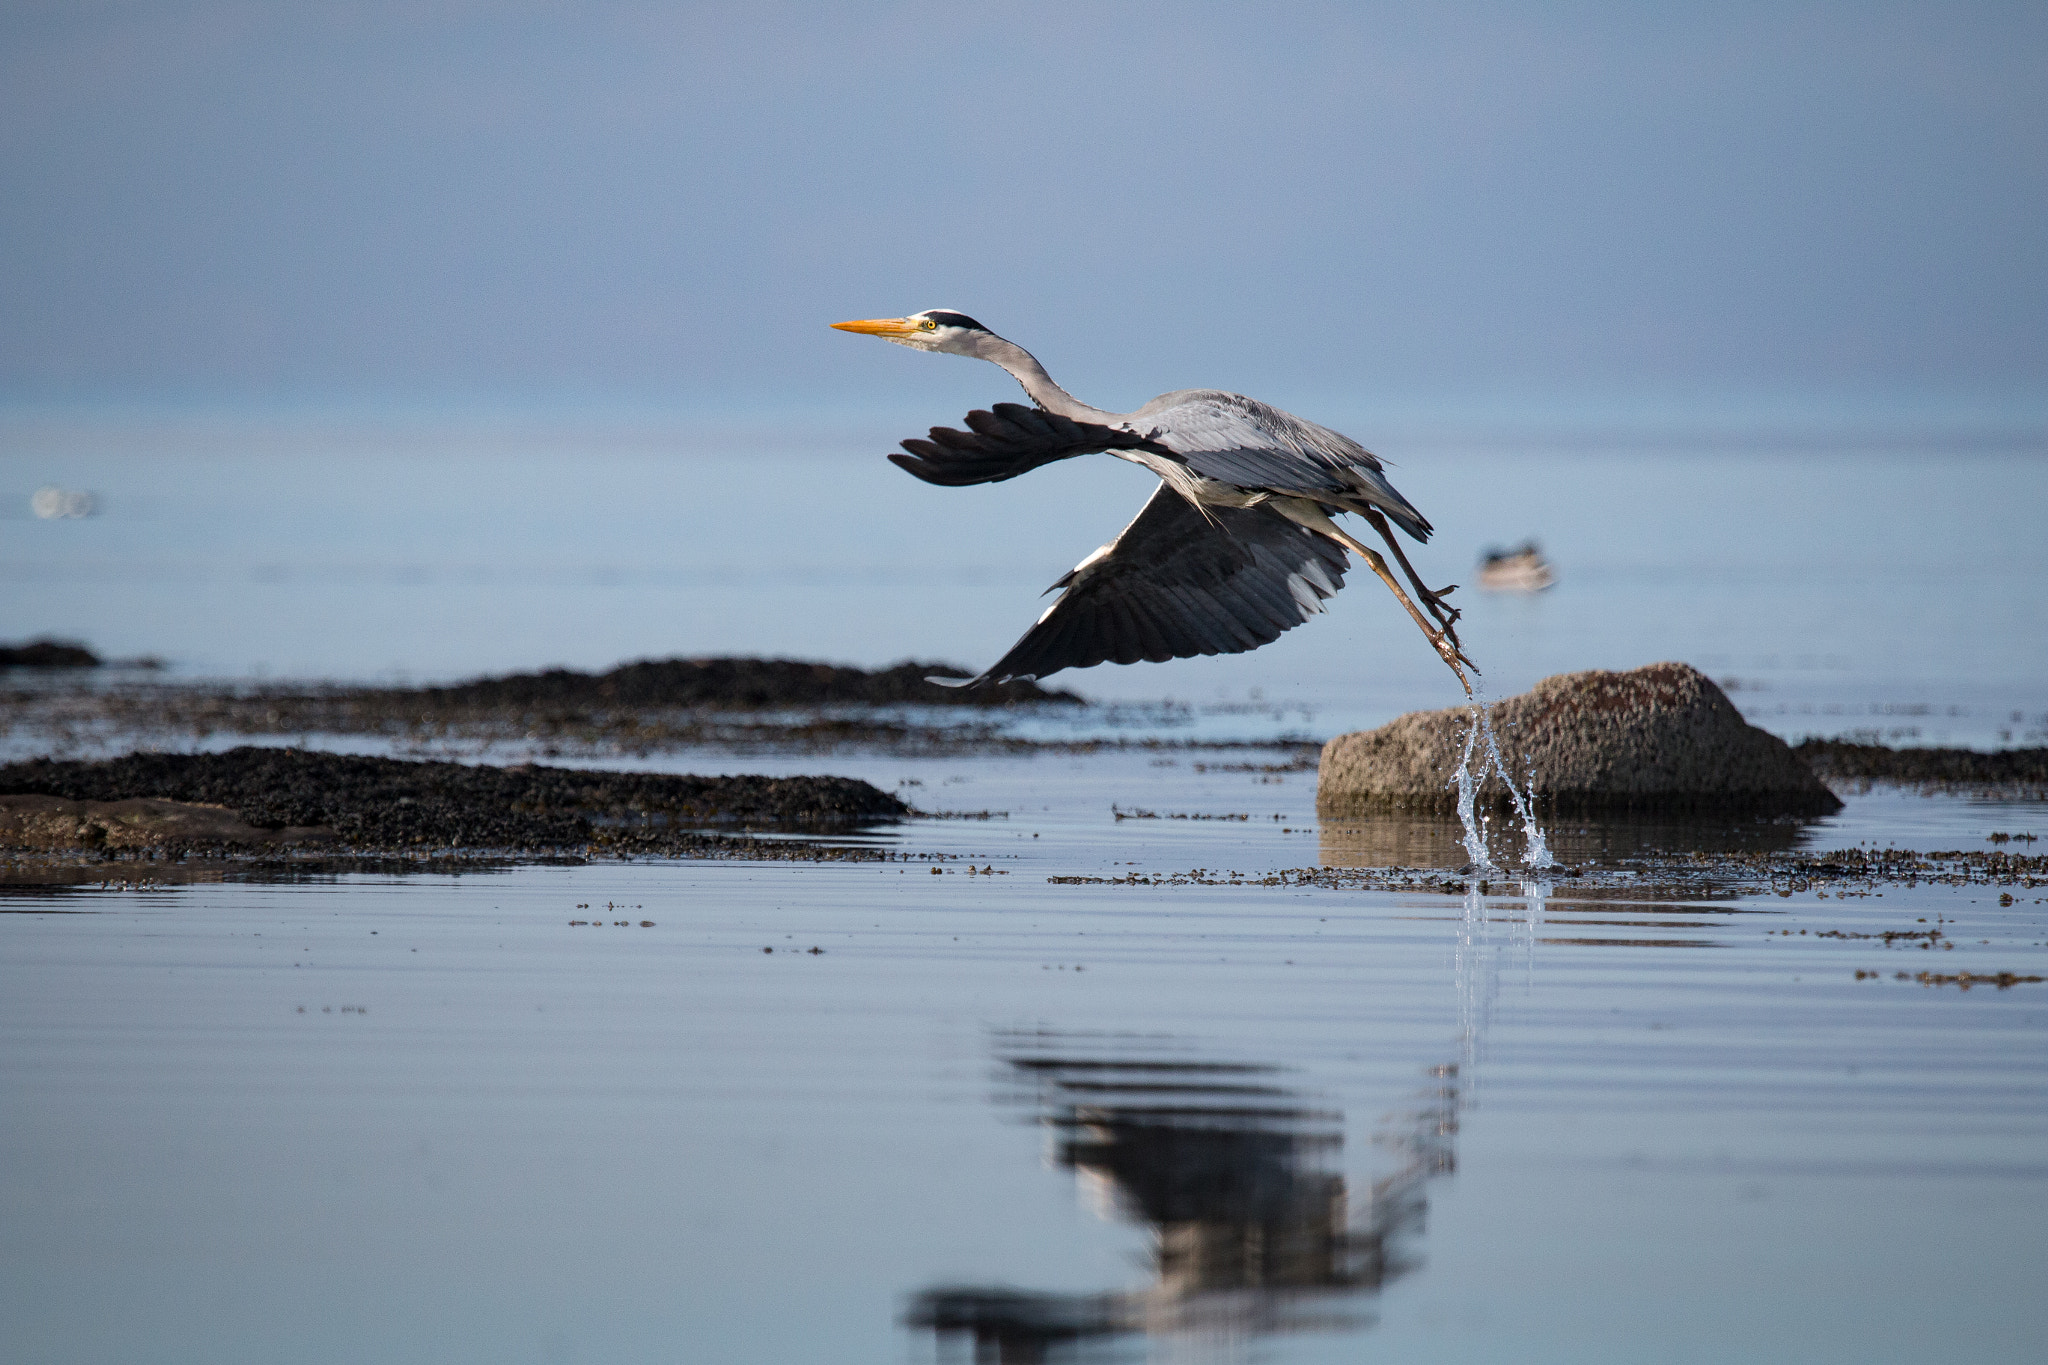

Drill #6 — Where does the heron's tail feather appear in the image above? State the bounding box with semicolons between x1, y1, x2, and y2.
1339;466;1433;541
1378;502;1433;542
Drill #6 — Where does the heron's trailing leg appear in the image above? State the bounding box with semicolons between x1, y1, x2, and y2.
1357;507;1463;642
1348;537;1478;695
1271;500;1476;694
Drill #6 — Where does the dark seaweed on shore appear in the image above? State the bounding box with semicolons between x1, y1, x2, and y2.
0;747;909;850
414;657;1079;709
0;639;100;669
0;656;1091;759
1794;740;2048;797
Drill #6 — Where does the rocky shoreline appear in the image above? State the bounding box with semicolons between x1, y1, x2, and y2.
0;747;908;858
1791;739;2048;799
3;656;2039;873
0;655;1091;758
405;656;1080;709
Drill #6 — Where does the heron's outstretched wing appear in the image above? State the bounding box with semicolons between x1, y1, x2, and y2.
947;485;1349;686
889;402;1162;487
1136;390;1434;542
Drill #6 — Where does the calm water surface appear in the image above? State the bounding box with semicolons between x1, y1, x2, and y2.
2;412;2044;1361
3;748;2045;1364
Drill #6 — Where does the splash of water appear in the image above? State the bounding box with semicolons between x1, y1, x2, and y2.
1524;755;1553;867
1451;713;1494;872
1469;678;1556;870
1448;680;1558;872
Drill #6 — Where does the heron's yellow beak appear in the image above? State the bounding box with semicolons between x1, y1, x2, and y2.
831;317;919;337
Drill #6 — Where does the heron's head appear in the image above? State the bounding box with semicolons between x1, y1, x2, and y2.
831;309;993;356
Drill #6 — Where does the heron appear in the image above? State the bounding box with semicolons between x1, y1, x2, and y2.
833;309;1475;694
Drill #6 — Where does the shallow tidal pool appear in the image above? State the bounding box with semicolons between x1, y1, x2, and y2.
3;748;2045;1364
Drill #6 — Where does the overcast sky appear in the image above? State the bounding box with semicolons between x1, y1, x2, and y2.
3;2;2043;417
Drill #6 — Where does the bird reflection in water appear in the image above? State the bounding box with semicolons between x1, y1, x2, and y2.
906;1036;1464;1361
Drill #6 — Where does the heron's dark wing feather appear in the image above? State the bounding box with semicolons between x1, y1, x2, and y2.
1138;391;1435;542
958;486;1349;685
889;402;1161;487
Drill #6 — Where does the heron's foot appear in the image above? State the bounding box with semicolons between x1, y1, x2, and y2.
1421;583;1462;630
1428;624;1479;678
1425;598;1468;659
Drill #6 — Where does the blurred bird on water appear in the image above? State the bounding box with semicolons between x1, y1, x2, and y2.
1478;541;1557;592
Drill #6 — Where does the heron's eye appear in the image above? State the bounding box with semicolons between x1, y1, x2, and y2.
920;318;938;332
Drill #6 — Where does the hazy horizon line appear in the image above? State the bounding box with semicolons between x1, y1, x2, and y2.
4;382;2045;455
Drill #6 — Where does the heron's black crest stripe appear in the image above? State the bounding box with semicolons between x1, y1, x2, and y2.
923;311;987;332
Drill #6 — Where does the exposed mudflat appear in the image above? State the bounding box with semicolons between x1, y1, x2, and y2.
411;656;1080;709
0;747;908;857
1;793;336;851
1794;738;2048;798
0;656;1100;757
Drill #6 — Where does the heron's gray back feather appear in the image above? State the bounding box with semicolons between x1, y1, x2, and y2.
1133;390;1434;541
958;485;1350;685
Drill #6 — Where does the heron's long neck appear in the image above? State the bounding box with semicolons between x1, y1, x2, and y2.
977;336;1119;424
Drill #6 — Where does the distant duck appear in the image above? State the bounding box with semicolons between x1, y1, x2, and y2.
1478;541;1555;592
31;486;98;520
